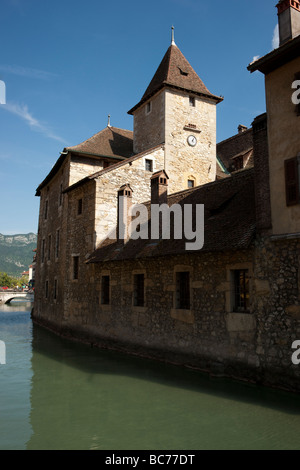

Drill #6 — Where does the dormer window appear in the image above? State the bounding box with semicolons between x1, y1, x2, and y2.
233;156;244;171
189;96;195;107
179;67;189;76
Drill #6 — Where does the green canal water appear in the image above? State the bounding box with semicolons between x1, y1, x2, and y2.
1;303;300;450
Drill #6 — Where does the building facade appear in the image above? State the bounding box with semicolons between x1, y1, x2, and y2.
33;1;300;392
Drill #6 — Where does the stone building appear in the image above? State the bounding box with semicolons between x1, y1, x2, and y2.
33;1;300;392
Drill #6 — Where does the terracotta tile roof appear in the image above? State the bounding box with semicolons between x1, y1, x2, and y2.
35;126;134;196
128;44;223;114
66;126;133;159
87;168;256;263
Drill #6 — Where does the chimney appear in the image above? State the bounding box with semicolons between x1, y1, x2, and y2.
150;170;169;206
117;184;133;243
276;0;300;45
238;124;248;134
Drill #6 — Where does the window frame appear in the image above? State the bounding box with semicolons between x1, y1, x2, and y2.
145;159;153;172
101;275;110;305
231;269;250;313
189;96;196;107
72;255;79;281
175;271;191;310
284;156;300;206
133;273;145;307
77;198;83;216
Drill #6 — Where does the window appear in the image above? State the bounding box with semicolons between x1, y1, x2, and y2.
41;239;45;263
73;256;79;280
285;156;300;206
59;184;63;207
146;101;152;115
176;272;190;309
145;159;153;172
77;198;83;215
55;230;60;259
44;200;48;220
45;280;49;299
48;235;51;261
54;279;57;300
134;274;144;307
189;96;195;107
232;270;250;313
233;156;244;170
101;275;110;305
188;179;195;188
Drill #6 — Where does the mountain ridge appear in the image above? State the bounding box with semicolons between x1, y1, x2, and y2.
0;233;37;277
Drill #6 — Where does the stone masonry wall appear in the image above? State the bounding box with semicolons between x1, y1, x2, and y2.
133;91;165;154
69;154;105;186
94;146;165;246
33;232;300;393
34;157;70;325
165;90;217;193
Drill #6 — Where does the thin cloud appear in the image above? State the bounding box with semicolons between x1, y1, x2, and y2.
0;65;57;80
3;102;66;144
272;24;279;49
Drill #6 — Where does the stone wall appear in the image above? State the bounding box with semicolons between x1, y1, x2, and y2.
33;232;300;393
69;154;106;186
165;89;217;192
34;157;70;325
94;146;165;246
133;91;165;154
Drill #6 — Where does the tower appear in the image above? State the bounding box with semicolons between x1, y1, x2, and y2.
128;29;223;194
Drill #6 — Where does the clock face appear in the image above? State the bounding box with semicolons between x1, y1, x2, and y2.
187;135;197;147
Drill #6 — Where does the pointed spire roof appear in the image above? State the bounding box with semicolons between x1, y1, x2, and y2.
128;42;223;114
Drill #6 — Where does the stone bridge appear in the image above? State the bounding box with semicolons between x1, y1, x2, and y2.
0;291;34;304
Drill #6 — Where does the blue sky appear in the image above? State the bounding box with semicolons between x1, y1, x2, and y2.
0;0;279;235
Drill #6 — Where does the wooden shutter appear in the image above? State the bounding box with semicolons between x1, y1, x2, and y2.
285;157;299;206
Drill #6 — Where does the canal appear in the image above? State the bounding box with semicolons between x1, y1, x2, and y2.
1;302;300;450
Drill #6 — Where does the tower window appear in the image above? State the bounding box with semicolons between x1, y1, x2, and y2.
188;179;195;188
145;159;153;172
189;96;195;107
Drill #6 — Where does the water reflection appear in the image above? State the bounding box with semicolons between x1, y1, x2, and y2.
0;303;33;450
27;319;300;450
1;304;300;450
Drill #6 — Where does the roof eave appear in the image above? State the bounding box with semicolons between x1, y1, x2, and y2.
128;83;223;115
247;35;300;75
